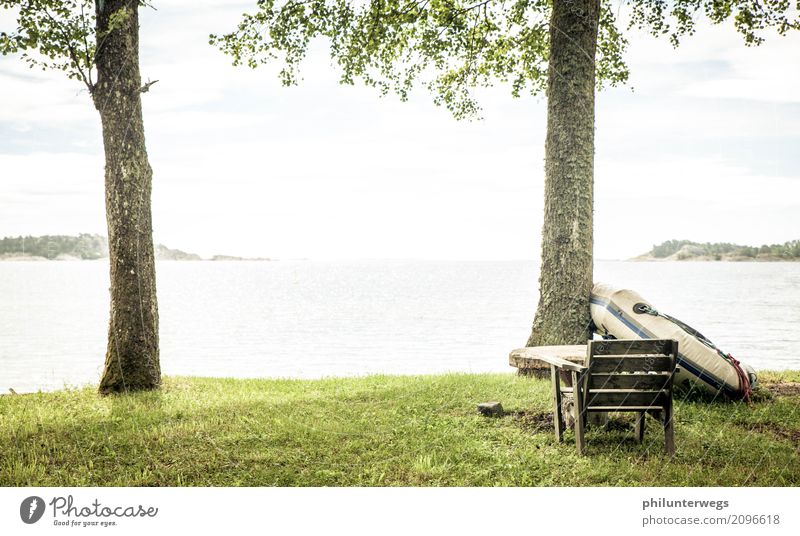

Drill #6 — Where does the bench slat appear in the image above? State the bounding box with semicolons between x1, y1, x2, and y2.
585;406;668;412
588;373;671;390
591;340;674;356
590;356;672;373
586;390;668;408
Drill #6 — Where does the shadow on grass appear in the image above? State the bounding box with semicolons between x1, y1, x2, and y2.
504;410;554;433
504;410;635;435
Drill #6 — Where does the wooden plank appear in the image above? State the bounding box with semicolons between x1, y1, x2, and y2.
585;406;666;412
588;373;671;390
590;339;672;356
509;345;586;370
585;390;668;408
572;370;585;456
529;355;587;372
510;354;585;372
512;345;588;360
590;356;672;373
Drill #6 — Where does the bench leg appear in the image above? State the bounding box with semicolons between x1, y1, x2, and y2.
551;365;564;442
572;371;585;455
664;399;675;455
635;411;646;443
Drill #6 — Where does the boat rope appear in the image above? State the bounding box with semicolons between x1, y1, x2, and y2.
722;351;753;404
633;303;752;403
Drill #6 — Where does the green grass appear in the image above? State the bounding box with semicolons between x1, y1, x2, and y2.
1;371;798;486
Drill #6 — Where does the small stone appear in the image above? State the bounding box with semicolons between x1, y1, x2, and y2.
477;401;504;417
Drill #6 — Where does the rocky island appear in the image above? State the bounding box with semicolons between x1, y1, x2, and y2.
0;234;271;261
634;239;800;261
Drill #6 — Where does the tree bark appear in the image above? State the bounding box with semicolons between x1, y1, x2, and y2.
93;0;160;393
527;0;599;347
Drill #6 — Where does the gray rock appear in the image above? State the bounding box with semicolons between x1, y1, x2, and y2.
477;401;504;417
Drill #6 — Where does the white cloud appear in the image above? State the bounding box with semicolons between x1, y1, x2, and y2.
621;17;800;103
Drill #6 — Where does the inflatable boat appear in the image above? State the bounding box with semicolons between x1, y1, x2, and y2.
590;283;756;399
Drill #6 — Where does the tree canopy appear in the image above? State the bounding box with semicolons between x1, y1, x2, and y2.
0;0;154;92
1;0;96;90
211;0;800;119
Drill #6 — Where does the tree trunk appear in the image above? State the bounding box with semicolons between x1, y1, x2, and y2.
93;0;160;393
527;0;599;347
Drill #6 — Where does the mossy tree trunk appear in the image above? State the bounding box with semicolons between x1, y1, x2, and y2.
527;0;599;347
93;0;160;393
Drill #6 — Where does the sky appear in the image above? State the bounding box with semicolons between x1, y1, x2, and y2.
1;1;798;260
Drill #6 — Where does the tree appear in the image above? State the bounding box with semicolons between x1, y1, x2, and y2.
211;0;798;346
1;0;161;393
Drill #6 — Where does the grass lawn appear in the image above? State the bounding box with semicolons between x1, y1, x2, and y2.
1;371;798;486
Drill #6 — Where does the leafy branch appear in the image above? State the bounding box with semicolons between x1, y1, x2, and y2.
211;0;800;120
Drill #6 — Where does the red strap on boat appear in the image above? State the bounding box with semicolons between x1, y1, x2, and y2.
726;353;752;403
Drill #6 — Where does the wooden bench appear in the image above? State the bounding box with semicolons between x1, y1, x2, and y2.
515;339;679;455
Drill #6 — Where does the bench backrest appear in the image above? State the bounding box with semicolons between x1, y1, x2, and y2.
584;339;678;410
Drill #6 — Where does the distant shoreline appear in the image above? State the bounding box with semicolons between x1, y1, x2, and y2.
1;254;798;263
0;234;273;262
631;255;800;262
632;239;800;262
0;254;275;262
